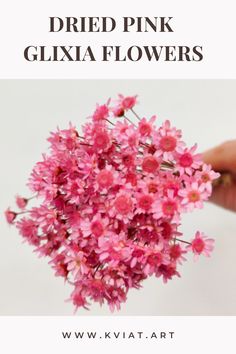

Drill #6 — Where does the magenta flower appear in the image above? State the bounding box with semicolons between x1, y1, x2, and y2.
187;231;215;260
92;104;109;122
5;94;218;312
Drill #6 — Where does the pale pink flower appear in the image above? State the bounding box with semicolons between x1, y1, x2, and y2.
16;195;28;209
117;94;137;110
179;182;208;211
112;120;129;143
66;248;90;278
16;218;40;246
80;214;109;238
5;208;17;224
195;164;220;193
153;190;179;221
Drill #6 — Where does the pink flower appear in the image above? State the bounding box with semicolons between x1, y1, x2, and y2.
66;248;90;278
110;192;134;223
176;144;202;175
135;193;154;214
144;251;169;276
179;182;208;211
159;221;173;240
97;233;131;267
16;218;40;246
153;191;179;221
117;94;137;110
112;121;129;142
80;214;109;238
16;195;28;209
92;104;109;122
125;172;138;186
157;263;180;283
138;116;156;138
118;125;139;150
70;287;89;311
5;208;17;224
169;244;187;264
187;231;214;259
93;129;111;151
96;167;114;191
195;164;220;193
142;153;160;174
154;120;184;160
50;254;68;278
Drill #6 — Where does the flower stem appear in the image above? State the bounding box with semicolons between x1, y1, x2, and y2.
175;238;191;245
105;118;115;126
124;115;137;127
17;210;30;215
131;108;141;121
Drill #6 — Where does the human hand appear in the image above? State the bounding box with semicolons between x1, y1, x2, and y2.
203;140;236;212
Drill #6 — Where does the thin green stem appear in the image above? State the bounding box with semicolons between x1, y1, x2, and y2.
175;238;191;245
131;108;141;121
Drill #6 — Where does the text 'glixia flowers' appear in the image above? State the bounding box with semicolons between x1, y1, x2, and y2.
5;94;219;312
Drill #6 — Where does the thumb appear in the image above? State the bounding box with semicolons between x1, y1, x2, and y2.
202;140;236;173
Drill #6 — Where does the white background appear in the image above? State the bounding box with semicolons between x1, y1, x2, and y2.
0;79;236;316
0;0;235;78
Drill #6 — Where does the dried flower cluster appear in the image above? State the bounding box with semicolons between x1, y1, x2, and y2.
5;95;219;311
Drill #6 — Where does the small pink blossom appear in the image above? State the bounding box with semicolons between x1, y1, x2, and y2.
187;231;215;259
110;193;134;223
117;94;137;110
93;129;111;151
16;218;40;246
195;164;220;193
80;214;108;238
176;144;202;175
142;154;160;174
96;167;114;190
135;193;154;214
70;287;89;311
169;244;187;264
5;208;17;224
16;195;28;209
138;116;156;138
153;191;179;221
152;120;185;161
179;182;208;211
92;104;109;122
